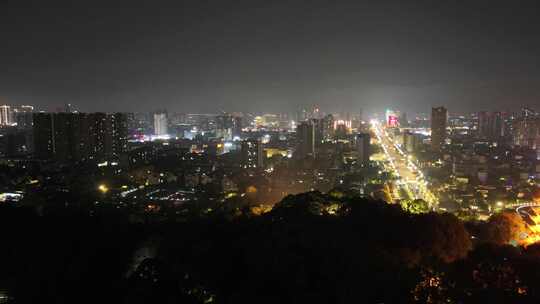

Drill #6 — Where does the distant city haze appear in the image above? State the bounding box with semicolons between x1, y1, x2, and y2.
1;1;540;114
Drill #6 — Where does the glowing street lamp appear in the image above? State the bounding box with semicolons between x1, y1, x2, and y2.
98;184;109;193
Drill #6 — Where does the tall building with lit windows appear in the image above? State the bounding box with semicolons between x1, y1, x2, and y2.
296;121;315;158
0;105;12;126
513;113;540;150
478;111;507;140
322;114;334;140
33;112;128;162
105;113;128;159
216;113;243;140
311;118;325;147
385;109;399;127
241;138;264;168
13;105;34;129
356;133;371;165
33;113;55;159
153;112;168;136
477;111;490;138
431;107;447;152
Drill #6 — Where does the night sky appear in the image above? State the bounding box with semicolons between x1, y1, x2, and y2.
1;0;540;114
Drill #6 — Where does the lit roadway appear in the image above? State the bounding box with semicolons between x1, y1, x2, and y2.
371;120;439;209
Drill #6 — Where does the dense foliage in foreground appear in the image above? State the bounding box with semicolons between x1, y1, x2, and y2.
1;192;540;303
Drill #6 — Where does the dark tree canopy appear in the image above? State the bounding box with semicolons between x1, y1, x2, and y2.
0;192;538;303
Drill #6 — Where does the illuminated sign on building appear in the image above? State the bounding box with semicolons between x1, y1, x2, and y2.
388;115;398;127
385;109;400;127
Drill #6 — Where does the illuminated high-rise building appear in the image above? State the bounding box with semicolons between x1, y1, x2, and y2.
215;114;233;140
356;133;371;165
513;114;540;150
311;118;325;147
215;113;243;140
477;111;490;138
296;121;315;158
33;113;55;159
0;105;12;126
13;105;34;129
216;114;233;130
87;113;108;160
431;107;447;152
399;112;408;127
333;119;351;140
105;113;128;159
232;116;243;138
478;111;507;139
262;114;279;128
312;106;322;119
403;131;420;153
241;138;264;168
322;114;334;140
33;112;128;162
53;112;77;161
296;109;308;122
153;112;168;135
385;109;399;127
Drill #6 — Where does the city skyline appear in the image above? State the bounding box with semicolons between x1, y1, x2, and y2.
2;2;540;302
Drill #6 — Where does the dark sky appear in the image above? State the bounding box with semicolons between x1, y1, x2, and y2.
1;0;540;114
